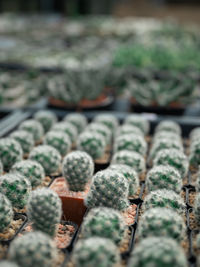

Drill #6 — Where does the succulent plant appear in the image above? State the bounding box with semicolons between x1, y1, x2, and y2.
190;127;200;142
8;231;57;267
19;119;44;143
0;261;19;267
0;138;23;171
0;193;13;233
11;160;45;188
64;113;87;133
52;121;78;143
85;169;129;211
189;140;200;168
128;237;187;267
34;110;57;133
10;130;34;155
146;165;182;194
117;124;144;137
155;120;181;135
85;122;112;145
142;189;185;215
152;131;181;144
29;145;61;175
194;193;200;225
0;160;3;175
153;148;188;177
94;114;119;133
62;151;94;191
112;150;145;174
0;173;31;209
72;237;120;267
124;115;150;135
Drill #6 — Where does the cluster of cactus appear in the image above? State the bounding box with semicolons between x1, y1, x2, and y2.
124;115;150;135
189;138;200;168
0;192;13;233
94;114;119;133
62;151;94;192
117;124;144;138
52;121;78;143
64;113;87;134
85;122;112;145
0;138;23;171
19;119;44;143
11;160;45;188
10;130;34;155
34;110;57;133
29;145;61;175
155;120;181;135
128;237;187;267
85;169;129;211
8;231;57;267
72;237;120;267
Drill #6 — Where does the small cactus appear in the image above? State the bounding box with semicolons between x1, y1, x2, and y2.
81;207;126;245
155;120;181;135
8;231;57;267
85;122;112;145
34;110;57;133
0;173;31;209
52;121;78;143
85;169;129;211
0;261;19;267
29;145;61;175
194;193;200;225
0;160;3;175
11;160;45;188
0;193;13;233
28;188;62;237
124;115;150;135
94;114;119;133
10;130;34;155
146;165;182;194
72;237;120;267
128;237;187;267
0;138;23;171
64;113;87;133
62;151;94;192
189;139;200;168
117;124;144;137
19;119;44;143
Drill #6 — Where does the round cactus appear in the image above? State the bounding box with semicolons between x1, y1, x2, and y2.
8;231;57;267
11;160;45;188
124;115;150;135
29;145;61;175
72;237;120;267
85;169;129;211
143;189;185;215
44;130;71;157
117;124;144;137
10;130;34;155
190;127;200;142
34;110;57;133
146;165;182;194
128;237;187;267
0;173;31;209
194;193;200;225
0;160;3;175
77;131;106;160
64;113;87;133
62;151;94;192
85;122;112;145
112;150;145;174
52;121;78;143
152;131;181;144
0;193;13;233
28;188;62;237
19;119;44;143
94;114;119;133
138;208;185;241
153;148;188;177
0;261;19;267
108;164;139;196
155;120;181;135
0;138;23;171
189;140;200;168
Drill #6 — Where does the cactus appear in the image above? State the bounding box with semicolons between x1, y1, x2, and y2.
190;127;200;143
108;164;139;196
111;150;146;174
34;110;57;133
153;148;188;177
146;165;182;194
0;193;13;233
114;133;147;156
85;122;112;145
81;207;126;245
124;115;150;135
64;113;87;134
189;140;200;168
11;160;45;188
62;151;94;192
117;124;144;137
194;193;200;225
44;130;71;157
128;237;187;267
27;188;62;237
0;261;19;267
85;169;129;211
94;114;119;133
77;131;106;160
19;119;44;143
0;138;23;171
29;145;61;175
152;131;181;144
155;120;181;135
138;207;185;241
52;121;78;143
142;189;186;215
0;173;31;209
0;160;3;175
10;130;34;155
72;237;120;267
8;231;57;267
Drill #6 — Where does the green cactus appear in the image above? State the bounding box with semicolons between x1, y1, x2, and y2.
124;115;150;135
0;261;19;267
0;193;13;233
29;145;61;175
0;138;23;171
19;119;44;143
190;127;200;143
62;151;94;191
117;124;144;137
94;114;119;133
10;130;34;155
81;207;126;245
189;140;200;168
34;110;57;133
152;131;181;145
64;113;87;134
128;237;187;267
0;160;3;175
72;237;120;267
52;121;78;143
155;120;181;135
0;173;31;209
11;160;45;188
8;231;57;267
143;189;186;215
194;193;200;225
85;122;112;145
85;169;129;211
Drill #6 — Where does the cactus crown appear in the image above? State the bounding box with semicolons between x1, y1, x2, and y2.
52;121;78;142
85;122;112;145
117;124;144;137
8;231;57;267
124;115;150;135
155;120;181;135
62;151;94;192
10;130;34;155
64;113;87;133
34;110;57;133
19;119;44;143
94;114;119;133
0;193;13;233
